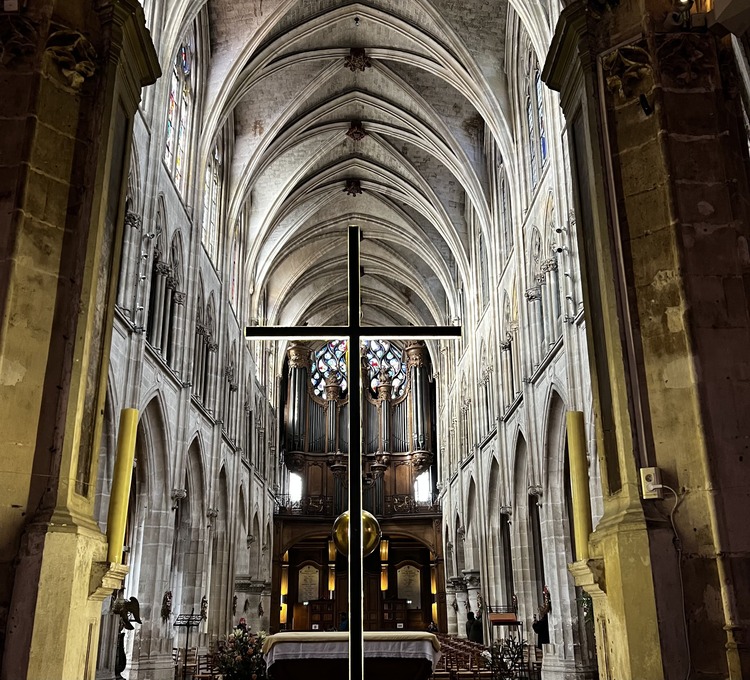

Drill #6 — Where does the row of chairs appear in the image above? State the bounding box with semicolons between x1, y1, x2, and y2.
431;634;541;680
172;648;222;679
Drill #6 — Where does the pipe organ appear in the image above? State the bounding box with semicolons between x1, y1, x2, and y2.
272;340;446;635
280;340;436;517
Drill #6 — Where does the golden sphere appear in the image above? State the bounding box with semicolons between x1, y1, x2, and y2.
332;510;382;557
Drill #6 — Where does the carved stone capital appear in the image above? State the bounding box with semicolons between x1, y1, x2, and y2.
124;211;142;230
155;261;171;276
173;291;186;305
45;29;97;90
601;44;652;100
525;286;541;302
657;33;711;88
0;15;38;68
541;257;558;273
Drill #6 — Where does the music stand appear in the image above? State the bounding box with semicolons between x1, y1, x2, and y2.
174;609;203;680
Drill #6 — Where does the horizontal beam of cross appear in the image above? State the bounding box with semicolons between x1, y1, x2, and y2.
245;326;461;340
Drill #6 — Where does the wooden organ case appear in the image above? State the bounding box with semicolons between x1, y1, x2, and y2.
270;340;447;633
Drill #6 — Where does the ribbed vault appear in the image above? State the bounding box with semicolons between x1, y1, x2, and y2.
186;0;519;329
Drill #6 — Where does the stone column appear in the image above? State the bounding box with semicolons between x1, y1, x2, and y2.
510;326;521;395
117;211;142;314
0;2;159;679
463;570;482;616
169;291;186;370
450;577;469;637
445;579;459;636
544;2;750;678
151;261;170;351
500;339;512;408
543;257;562;342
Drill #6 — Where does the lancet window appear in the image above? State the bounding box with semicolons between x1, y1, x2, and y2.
524;51;548;191
499;167;512;263
202;143;221;264
164;40;193;194
229;213;243;311
479;232;489;310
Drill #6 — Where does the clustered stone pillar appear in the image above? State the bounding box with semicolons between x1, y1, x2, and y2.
451;577;469;637
463;570;482;617
544;1;750;678
541;257;561;343
116;211;142;314
525;284;543;368
0;1;159;678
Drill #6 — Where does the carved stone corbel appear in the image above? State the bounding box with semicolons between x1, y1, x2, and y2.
45;28;97;90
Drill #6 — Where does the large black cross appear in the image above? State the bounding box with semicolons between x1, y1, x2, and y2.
246;226;461;679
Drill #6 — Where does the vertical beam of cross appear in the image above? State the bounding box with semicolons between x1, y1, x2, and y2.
246;226;461;679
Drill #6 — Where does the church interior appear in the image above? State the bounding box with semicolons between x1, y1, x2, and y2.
1;0;750;679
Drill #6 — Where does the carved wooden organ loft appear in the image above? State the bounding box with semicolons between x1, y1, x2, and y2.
278;339;439;517
270;339;447;633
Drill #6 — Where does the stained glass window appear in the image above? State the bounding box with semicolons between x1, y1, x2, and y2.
310;340;348;397
526;93;537;188
479;233;489;309
164;69;179;168
230;220;240;309
500;171;512;257
163;41;192;194
536;70;548;164
309;339;407;398
201;145;221;263
364;339;407;398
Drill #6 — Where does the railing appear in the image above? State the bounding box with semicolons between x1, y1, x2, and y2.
275;494;440;518
275;495;335;517
384;494;440;515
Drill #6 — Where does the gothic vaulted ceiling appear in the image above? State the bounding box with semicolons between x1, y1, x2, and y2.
176;0;546;330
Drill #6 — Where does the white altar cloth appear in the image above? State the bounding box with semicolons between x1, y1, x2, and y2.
262;631;441;677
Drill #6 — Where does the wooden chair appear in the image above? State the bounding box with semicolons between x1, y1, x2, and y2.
193;654;221;680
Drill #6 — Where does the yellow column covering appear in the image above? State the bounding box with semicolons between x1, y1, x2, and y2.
566;411;593;561
106;408;139;563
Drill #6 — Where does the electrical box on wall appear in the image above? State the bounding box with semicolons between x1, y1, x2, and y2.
640;467;664;500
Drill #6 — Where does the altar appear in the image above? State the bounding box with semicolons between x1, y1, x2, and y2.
262;631;441;680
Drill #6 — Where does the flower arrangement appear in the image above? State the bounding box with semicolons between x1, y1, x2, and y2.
213;627;267;680
480;637;529;680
